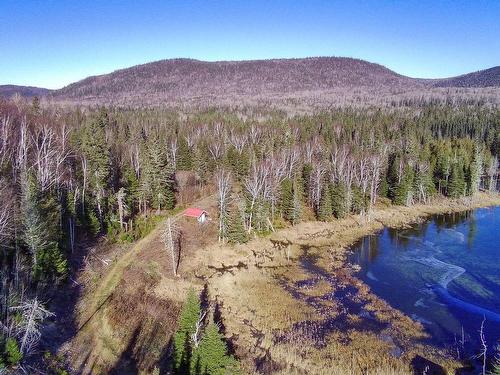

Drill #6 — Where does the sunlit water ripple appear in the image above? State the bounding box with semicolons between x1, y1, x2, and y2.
349;206;500;353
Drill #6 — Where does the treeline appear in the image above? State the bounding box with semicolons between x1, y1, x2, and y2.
0;98;498;370
214;107;499;243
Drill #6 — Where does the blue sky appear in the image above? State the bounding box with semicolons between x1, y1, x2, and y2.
1;0;499;89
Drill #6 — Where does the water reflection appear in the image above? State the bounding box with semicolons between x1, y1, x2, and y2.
349;206;500;359
467;212;477;250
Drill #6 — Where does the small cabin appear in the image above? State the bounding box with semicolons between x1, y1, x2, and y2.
183;208;208;223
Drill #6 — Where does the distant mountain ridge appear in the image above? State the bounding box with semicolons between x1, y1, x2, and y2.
2;57;499;108
434;66;500;88
0;85;52;98
50;57;418;106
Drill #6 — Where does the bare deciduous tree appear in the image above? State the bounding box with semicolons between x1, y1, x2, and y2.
475;317;488;375
0;183;13;243
216;169;232;242
487;156;498;192
162;218;180;276
310;162;324;213
190;310;208;349
11;297;54;355
244;161;268;233
117;187;129;230
169;138;178;168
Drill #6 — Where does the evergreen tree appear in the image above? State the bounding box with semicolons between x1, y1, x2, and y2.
351;185;368;214
143;135;176;211
378;176;389;199
177;138;193;170
253;199;273;233
194;146;210;185
432;142;452;195
123;167;140;216
280;178;294;222
317;185;332;221
467;146;482;195
21;173;67;282
193;323;233;375
227;209;248;244
331;183;347;219
225;147;249;181
4;338;22;366
386;153;401;200
290;181;302;225
301;163;312;200
173;289;201;374
414;165;436;203
393;166;415;206
448;163;466;198
80;108;112;222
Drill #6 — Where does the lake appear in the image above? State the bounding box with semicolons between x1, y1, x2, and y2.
349;206;500;356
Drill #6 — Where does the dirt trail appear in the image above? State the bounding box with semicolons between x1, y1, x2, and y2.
80;193;216;326
67;193;217;374
79;226;161;330
66;192;500;374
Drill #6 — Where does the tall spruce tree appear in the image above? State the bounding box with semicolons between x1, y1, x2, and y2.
192;322;235;375
80;108;112;224
387;153;401;200
302;163;313;200
280;178;294;222
173;288;202;374
317;184;333;221
351;185;368;214
331;183;347;219
448;163;466;198
177;138;193;170
414;165;436;203
143;134;176;211
290;181;302;225
227;209;248;244
21;173;67;282
226;147;250;181
467;146;482;195
393;166;415;206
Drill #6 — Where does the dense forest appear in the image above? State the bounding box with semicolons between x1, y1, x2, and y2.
0;97;499;372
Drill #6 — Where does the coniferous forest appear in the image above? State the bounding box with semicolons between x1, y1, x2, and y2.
0;96;499;373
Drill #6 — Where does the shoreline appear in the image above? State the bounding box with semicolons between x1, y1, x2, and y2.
270;192;500;252
65;192;500;374
207;192;500;374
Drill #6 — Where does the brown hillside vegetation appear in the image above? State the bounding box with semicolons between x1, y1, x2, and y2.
64;192;500;374
0;84;51;98
48;57;500;110
434;66;500;88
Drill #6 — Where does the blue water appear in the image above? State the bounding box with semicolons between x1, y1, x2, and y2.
349;206;500;353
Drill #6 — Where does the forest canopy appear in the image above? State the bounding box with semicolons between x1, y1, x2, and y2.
0;98;498;370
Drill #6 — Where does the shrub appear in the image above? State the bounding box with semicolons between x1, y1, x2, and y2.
5;337;22;366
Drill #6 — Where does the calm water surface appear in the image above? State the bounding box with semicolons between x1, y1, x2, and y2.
349;206;500;352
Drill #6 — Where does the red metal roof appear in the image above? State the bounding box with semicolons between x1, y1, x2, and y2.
184;208;207;218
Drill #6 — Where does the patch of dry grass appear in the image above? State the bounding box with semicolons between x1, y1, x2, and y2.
65;192;499;374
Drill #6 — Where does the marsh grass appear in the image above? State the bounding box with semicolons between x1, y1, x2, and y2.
66;193;499;374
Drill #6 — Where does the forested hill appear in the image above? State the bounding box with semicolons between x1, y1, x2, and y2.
49;57;500;108
433;66;500;88
51;57;417;103
0;85;51;98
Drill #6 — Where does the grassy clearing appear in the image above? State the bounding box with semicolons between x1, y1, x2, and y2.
199;193;500;374
65;192;499;374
